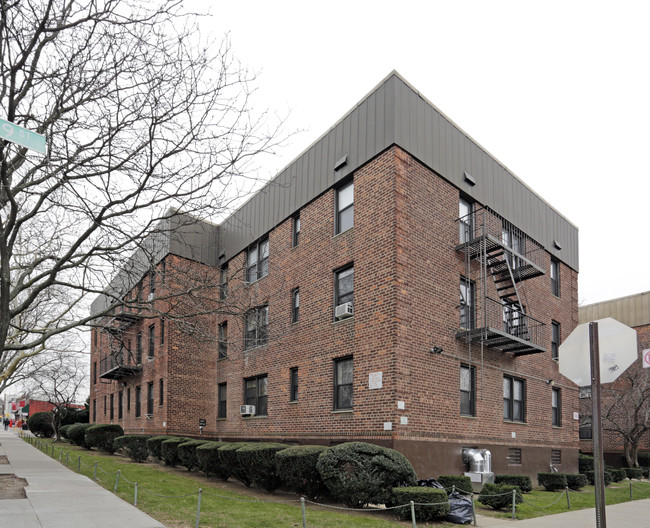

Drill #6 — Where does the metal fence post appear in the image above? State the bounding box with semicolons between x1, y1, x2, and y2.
58;449;62;463
66;451;69;466
471;494;477;526
630;480;633;501
195;488;202;528
301;497;307;528
134;483;138;506
77;456;81;472
114;470;121;493
566;486;571;509
511;489;517;520
410;500;417;528
93;461;98;482
452;485;456;494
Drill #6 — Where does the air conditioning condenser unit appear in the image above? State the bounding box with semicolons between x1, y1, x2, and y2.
335;302;353;319
240;405;255;416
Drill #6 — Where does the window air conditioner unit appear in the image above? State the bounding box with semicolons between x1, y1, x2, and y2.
240;405;255;416
335;302;354;320
148;293;155;301
145;414;153;420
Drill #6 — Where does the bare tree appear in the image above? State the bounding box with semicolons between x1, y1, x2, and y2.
0;0;283;392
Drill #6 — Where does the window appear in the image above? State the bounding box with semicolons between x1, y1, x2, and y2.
118;391;123;420
579;387;591;399
103;395;107;415
93;362;97;384
508;448;522;466
161;259;166;287
551;258;560;297
92;399;96;422
160;318;165;344
148;324;155;358
135;386;141;418
136;332;142;363
219;264;228;300
218;321;228;358
459;197;473;242
551;450;562;465
336;180;354;234
159;378;164;406
218;383;227;418
551;321;560;360
503;376;525;422
502;222;525;269
335;266;354;308
246;237;269;282
460;365;476;416
460;279;475;330
503;302;525;337
127;388;131;412
244;375;268;416
579;415;593;439
334;357;353;410
290;367;298;402
109;394;114;419
147;382;154;415
94;328;98;348
291;288;300;323
149;269;156;295
292;214;301;247
245;306;268;349
552;388;561;427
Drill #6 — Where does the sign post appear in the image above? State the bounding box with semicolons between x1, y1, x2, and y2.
589;322;606;528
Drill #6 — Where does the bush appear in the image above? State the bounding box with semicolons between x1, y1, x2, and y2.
177;440;209;471
113;435;151;462
59;424;74;439
585;470;613;486
479;483;522;510
219;442;256;487
579;454;594;474
537;472;567;491
566;474;588;490
316;442;417;508
276;445;329;499
28;412;54;438
67;423;94;448
638;453;650;467
196;442;228;479
494;475;532;493
642;467;650;479
392;488;450;522
610;468;626;482
146;435;170;460
161;437;191;466
85;424;124;453
623;467;643;479
437;475;474;495
236;443;288;492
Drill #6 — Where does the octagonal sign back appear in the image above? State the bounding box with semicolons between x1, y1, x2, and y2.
559;317;638;386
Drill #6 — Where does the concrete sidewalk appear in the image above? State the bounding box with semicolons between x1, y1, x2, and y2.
0;429;163;528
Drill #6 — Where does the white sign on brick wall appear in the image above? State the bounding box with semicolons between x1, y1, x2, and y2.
643;349;650;369
369;371;383;389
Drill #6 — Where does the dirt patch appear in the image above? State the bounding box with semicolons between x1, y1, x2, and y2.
0;474;27;500
0;455;8;464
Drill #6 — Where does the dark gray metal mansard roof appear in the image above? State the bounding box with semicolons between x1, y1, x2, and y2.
219;71;578;271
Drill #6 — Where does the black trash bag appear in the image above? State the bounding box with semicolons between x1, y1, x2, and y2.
445;491;473;525
416;478;444;489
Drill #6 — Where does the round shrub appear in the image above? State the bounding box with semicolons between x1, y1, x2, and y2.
196;442;228;479
624;467;643;480
579;454;594;474
219;442;256;487
494;474;532;493
479;483;522;510
161;437;191;466
642;467;650;479
177;440;209;471
28;412;54;438
610;468;626;482
146;435;170;460
276;445;328;499
316;442;417;508
59;424;74;440
566;473;588;490
85;424;124;453
438;475;474;495
537;472;567;491
585;470;613;486
114;435;152;462
393;487;450;522
237;443;287;492
67;423;94;448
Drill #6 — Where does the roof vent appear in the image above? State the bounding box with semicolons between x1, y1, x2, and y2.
553;240;562;250
464;172;477;186
334;155;348;171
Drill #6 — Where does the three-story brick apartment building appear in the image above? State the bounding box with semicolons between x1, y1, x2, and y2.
90;72;580;478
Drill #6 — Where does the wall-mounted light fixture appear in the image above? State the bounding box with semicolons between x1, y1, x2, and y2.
430;346;443;354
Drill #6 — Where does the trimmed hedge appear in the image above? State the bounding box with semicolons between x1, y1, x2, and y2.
316;442;417;508
146;435;170;460
161;437;191;466
610;468;626;482
114;435;151;462
566;473;588;490
537;472;567;491
68;423;94;448
59;424;74;440
437;475;473;495
585;470;613;486
638;453;650;467
237;443;288;492
479;483;522;510
494;475;532;493
177;440;209;471
579;454;594;474
624;467;643;479
28;412;54;438
642;467;650;479
393;488;450;522
219;442;256;487
276;445;328;499
85;424;124;453
196;442;228;480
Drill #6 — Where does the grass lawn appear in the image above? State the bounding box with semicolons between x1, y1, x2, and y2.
476;481;650;520
32;438;455;528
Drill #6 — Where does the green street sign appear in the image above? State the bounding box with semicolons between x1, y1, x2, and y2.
0;118;46;154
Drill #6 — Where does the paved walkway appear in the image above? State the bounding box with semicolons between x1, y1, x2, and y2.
0;429;163;528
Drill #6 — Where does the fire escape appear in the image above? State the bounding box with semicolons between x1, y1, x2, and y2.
99;304;143;381
457;205;547;356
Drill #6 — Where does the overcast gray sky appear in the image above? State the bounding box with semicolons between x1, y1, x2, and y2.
195;0;649;306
